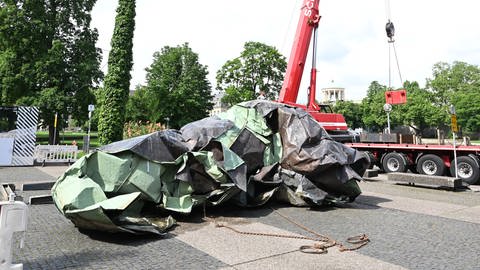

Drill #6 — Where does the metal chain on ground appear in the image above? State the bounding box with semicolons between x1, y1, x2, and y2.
213;220;335;254
205;207;370;254
215;222;326;242
338;234;370;251
270;207;370;253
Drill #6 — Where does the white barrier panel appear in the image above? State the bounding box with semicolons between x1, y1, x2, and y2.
34;145;78;164
0;194;28;270
0;138;14;166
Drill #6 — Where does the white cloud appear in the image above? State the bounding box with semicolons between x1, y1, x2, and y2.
91;0;480;102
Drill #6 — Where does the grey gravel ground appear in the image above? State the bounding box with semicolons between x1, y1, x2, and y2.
3;165;480;269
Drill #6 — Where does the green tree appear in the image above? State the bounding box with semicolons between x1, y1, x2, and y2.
0;0;102;144
333;101;363;129
455;91;480;134
427;61;480;134
137;43;213;129
216;41;286;106
98;0;136;144
427;61;480;106
361;80;453;135
361;81;389;132
125;85;149;122
400;81;445;134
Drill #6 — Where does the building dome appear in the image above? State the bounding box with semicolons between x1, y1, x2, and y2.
321;86;345;103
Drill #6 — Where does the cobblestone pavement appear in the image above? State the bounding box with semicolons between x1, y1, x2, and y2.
16;205;227;270
2;166;480;269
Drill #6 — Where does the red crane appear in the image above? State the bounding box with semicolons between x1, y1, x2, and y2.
276;0;480;185
278;0;352;141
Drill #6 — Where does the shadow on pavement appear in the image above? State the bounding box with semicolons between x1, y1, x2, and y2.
351;194;393;209
79;228;168;245
59;196;378;243
171;202;276;234
175;200;341;226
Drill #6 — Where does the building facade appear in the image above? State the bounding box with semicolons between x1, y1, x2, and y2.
209;92;228;116
321;86;345;103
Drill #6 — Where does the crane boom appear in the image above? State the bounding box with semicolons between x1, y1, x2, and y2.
278;0;351;140
279;0;319;104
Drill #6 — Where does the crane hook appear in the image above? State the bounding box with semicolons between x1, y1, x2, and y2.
385;20;395;42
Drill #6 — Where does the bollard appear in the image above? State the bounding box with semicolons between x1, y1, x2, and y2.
0;193;28;270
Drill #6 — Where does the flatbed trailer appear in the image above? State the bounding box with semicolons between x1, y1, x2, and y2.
345;142;480;184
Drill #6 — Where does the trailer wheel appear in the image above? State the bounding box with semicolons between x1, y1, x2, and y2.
416;154;445;176
450;156;480;185
382;152;407;173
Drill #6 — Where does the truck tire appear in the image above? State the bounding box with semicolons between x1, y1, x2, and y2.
416;154;445;176
450;156;480;185
382;152;407;173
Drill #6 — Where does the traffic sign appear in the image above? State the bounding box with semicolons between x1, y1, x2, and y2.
451;115;458;133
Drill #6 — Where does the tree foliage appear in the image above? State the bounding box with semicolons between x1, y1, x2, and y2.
98;0;136;144
360;81;389;132
359;80;448;135
399;81;445;133
427;61;480;134
333;101;362;129
319;62;480;136
0;0;102;143
125;85;149;123
454;91;480;134
358;63;480;136
427;61;480;106
216;41;286;106
128;43;213;129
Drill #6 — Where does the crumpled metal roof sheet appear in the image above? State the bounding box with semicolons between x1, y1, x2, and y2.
52;101;369;234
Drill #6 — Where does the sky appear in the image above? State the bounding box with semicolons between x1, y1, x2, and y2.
91;0;480;103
